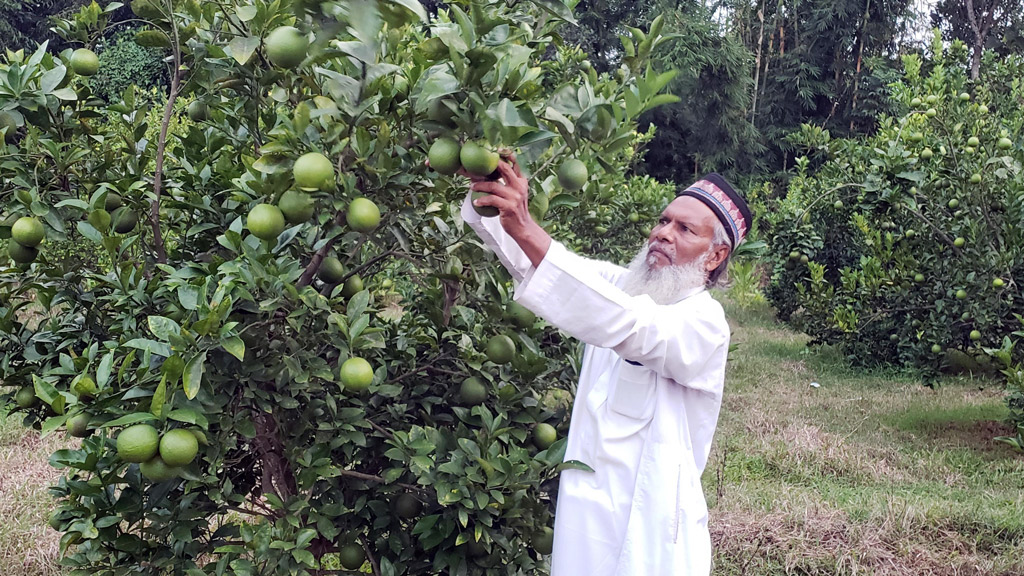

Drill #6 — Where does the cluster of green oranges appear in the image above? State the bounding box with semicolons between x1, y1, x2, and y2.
115;423;202;482
427;136;590;218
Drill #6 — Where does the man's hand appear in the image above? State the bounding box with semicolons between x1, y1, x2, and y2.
462;154;552;268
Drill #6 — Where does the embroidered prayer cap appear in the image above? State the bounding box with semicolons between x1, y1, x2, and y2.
676;172;751;247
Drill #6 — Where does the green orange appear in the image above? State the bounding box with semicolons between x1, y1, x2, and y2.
247;204;285;241
340;357;374;392
159;428;199;467
116;424;160;463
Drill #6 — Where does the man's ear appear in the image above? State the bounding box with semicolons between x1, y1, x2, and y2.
704;244;731;272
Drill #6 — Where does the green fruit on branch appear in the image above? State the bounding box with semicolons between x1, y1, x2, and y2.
113;209;138;234
997;137;1013;150
967;136;980;148
187;100;210;122
293;152;334;191
69;49;99;76
340;357;374;392
532;423;557;449
557;159;588;191
341;274;364;298
459;377;488;405
278;190;315;224
318;256;345;284
265;26;308;69
68;413;92;438
8;242;38;264
105;192;123;211
140;455;180;482
15;386;37;408
532;527;554;555
11;217;45;247
347;197;381;233
159;429;200;467
116;424;160;463
485;334;516;364
247;204;285;241
953;237;965;248
339;542;366;570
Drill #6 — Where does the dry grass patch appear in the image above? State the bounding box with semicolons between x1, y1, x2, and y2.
0;415;67;576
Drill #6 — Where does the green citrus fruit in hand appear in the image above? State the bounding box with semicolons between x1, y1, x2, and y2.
116;424;160;463
347;197;381;233
460;141;499;176
428;138;462;175
247;204;285;241
318;256;345;284
485;334;516;364
8;242;38;264
68;413;91;438
970;330;982;341
557;159;589;191
341;274;364;298
88;209;111;232
69;48;99;76
953;237;965;248
293;152;334;190
140;455;180;482
15;386;37;408
11;217;44;247
265;26;308;68
532;526;554;555
472;191;499;218
997;137;1013;150
159;428;200;467
278;190;315;224
459;377;488;405
339;543;366;570
113;208;138;234
340;357;374;392
532;423;557;449
394;493;423;519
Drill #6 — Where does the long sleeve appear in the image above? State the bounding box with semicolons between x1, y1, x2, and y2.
513;241;729;394
460;192;628;284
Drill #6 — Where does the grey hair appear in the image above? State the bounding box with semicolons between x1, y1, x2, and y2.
706;218;733;287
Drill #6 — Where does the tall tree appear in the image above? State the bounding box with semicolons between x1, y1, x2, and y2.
931;0;1024;79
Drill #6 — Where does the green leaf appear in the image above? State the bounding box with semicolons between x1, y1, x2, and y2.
236;5;257;21
641;93;681;113
292;549;315;567
148;316;182;341
227;36;260;65
528;0;577;24
555;459;595;473
413;67;460;113
76;221;103;243
167;408;208;427
183;351;207;400
123;338;172;358
222;336;245;361
152;375;167;418
101;412;157;428
96;351;114;388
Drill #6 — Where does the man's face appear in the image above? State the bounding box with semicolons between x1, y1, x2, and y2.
645;196;729;274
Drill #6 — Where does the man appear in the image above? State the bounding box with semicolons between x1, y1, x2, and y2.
461;157;750;576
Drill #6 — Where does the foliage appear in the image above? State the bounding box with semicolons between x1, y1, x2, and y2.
0;0;679;574
90;28;169;103
764;35;1024;382
637;5;765;184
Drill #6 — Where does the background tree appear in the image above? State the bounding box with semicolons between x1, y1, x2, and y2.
930;0;1024;80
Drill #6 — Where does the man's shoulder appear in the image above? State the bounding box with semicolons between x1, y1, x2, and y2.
670;289;728;324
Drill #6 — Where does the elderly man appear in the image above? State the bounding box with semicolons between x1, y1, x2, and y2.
461;157;750;576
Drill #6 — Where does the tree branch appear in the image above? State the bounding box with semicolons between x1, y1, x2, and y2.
297;211;347;287
360;534;382;576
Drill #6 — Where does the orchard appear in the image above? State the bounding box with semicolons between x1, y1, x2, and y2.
0;0;678;574
763;34;1024;447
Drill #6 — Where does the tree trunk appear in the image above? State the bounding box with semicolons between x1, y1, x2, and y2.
850;0;872;132
750;0;767;125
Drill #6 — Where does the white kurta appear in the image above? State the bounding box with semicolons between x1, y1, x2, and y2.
462;194;730;576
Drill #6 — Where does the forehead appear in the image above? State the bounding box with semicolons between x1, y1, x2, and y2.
662;195;718;229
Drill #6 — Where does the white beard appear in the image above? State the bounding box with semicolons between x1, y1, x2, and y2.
620;244;710;305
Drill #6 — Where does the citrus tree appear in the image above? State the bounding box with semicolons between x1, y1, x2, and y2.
764;35;1023;377
0;0;678;573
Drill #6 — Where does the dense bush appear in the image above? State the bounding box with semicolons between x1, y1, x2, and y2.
0;0;680;574
91;28;169;103
765;34;1024;380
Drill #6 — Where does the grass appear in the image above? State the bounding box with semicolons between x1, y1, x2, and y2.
707;296;1024;576
0;411;66;576
2;294;1023;575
